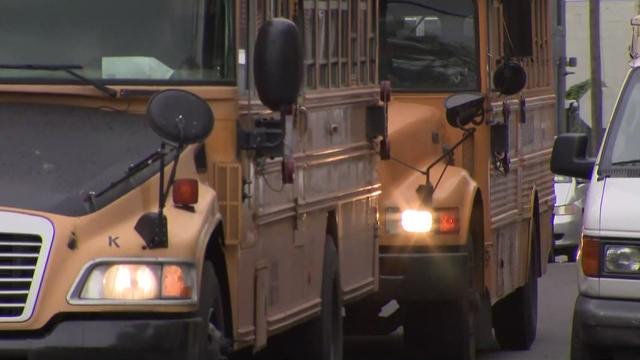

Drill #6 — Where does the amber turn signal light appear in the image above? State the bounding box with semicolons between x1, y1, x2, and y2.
173;179;199;206
580;236;601;277
436;209;460;234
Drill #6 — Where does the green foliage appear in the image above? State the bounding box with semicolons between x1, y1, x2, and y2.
566;79;592;101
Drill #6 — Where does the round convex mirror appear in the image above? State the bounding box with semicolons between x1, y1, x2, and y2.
493;62;527;96
147;90;214;145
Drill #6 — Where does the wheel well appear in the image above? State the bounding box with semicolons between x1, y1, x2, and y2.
326;210;339;250
471;191;485;291
532;192;542;278
204;224;233;340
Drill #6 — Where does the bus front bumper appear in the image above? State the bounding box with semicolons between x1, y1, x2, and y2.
378;249;469;301
0;316;203;360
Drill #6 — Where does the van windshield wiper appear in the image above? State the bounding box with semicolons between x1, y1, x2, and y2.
0;64;118;98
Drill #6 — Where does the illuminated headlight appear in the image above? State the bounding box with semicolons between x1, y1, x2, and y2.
605;246;640;273
401;210;433;233
79;263;196;301
554;203;580;216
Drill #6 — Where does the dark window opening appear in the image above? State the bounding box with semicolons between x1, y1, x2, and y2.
502;0;533;58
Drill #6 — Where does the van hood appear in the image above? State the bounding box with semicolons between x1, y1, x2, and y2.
599;178;640;233
0;103;163;216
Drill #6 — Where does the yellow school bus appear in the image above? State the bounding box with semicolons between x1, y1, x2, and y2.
0;1;382;359
345;0;555;358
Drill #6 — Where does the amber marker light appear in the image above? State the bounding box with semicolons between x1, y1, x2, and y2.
436;209;460;234
173;178;199;206
162;265;193;298
580;236;601;278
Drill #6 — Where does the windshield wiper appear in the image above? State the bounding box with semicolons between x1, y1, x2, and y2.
85;144;177;207
0;64;118;98
611;159;640;166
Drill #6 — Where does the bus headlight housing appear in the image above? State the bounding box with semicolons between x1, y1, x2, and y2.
385;207;458;234
401;210;433;233
75;262;196;302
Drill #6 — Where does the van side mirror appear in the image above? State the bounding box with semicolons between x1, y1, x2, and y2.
254;18;304;111
551;134;595;180
493;61;527;95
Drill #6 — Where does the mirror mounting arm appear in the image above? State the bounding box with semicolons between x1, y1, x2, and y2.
135;141;183;250
420;127;476;206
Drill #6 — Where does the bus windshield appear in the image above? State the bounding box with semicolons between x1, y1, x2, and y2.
380;0;479;92
0;0;234;85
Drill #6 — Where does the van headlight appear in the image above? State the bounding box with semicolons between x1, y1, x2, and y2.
605;246;640;273
70;261;197;303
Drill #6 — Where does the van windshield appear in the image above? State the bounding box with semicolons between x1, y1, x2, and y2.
0;0;234;85
379;0;479;91
600;69;640;172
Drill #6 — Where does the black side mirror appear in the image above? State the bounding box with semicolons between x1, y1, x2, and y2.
254;18;304;111
493;61;527;95
551;134;595;180
147;90;214;145
445;93;485;128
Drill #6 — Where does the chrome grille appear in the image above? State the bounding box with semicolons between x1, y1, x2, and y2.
0;233;42;318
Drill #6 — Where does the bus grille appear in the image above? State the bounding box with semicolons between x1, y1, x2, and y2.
0;233;42;318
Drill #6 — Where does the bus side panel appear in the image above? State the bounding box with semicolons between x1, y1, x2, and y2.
301;101;380;303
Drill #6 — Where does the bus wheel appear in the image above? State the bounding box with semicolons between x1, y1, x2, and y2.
304;237;343;360
492;226;538;350
198;261;230;360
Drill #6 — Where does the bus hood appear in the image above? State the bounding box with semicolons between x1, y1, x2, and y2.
379;99;445;201
0;103;163;216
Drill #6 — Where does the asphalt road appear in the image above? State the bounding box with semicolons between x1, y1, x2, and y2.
344;262;579;360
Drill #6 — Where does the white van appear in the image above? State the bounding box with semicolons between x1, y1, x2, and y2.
551;15;640;360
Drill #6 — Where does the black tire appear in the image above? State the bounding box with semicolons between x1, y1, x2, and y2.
570;309;605;360
198;261;230;360
296;237;343;360
492;226;538;350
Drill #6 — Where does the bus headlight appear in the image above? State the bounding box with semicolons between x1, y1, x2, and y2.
401;210;433;233
78;262;196;301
